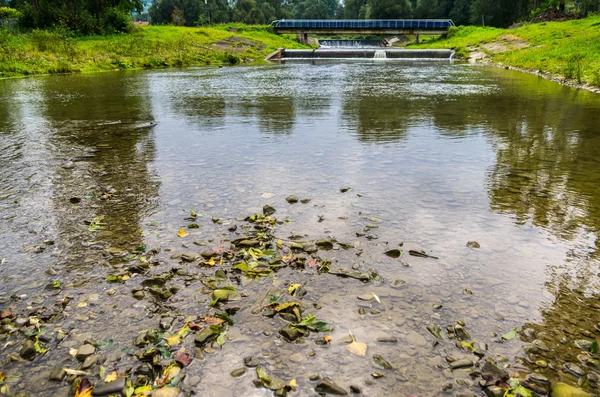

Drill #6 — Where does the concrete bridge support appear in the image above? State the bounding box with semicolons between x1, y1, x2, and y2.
296;33;309;44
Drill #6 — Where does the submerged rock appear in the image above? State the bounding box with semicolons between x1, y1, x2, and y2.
91;378;126;396
279;326;301;342
373;354;393;369
76;344;96;361
286;196;298;203
19;340;36;360
315;378;348;395
449;359;473;369
263;204;276;216
466;241;480;248
551;382;590;397
315;239;334;250
384;249;402;258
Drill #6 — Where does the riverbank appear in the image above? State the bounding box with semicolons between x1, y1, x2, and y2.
0;24;307;77
412;15;600;90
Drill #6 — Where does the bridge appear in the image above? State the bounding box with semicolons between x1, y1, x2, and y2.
271;19;455;44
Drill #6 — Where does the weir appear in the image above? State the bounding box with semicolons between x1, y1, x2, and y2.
319;39;383;48
270;48;455;61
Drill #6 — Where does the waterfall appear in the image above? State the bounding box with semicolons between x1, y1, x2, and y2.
374;50;387;59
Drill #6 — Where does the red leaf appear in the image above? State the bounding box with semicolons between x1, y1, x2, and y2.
308;258;318;267
174;350;193;366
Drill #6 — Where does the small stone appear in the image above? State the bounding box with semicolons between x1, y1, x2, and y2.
230;368;246;378
376;337;398;343
373;354;393;370
82;354;98;369
181;252;199;262
371;372;384;379
132;291;145;300
484;386;505;397
315;239;334;250
454;325;471;340
536;360;548;368
309;374;321;381
384;249;402;258
19;340;36;359
357;294;374;302
91;378;126;396
263;204;276;216
49;366;66;381
289;352;306;363
300;198;311;204
432;304;443;310
244;356;260;367
280;326;301;342
350;385;361;394
551;382;590;397
563;362;585;377
467;241;480;248
195;325;222;346
315;378;348;395
286;196;298;204
449;359;473;370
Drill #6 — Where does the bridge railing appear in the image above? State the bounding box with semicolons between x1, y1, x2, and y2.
271;19;455;29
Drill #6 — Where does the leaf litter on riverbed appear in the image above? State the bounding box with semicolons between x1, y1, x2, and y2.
346;330;368;356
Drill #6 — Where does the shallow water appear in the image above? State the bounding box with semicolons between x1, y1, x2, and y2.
1;63;600;396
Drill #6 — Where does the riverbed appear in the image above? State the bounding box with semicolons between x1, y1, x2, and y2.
1;62;600;397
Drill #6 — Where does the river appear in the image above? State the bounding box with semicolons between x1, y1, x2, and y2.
1;62;600;397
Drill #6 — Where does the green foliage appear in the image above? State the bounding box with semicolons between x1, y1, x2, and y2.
0;6;20;19
367;0;412;18
563;53;585;82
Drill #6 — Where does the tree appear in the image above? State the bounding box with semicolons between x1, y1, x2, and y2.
449;0;471;25
366;0;412;18
414;0;441;18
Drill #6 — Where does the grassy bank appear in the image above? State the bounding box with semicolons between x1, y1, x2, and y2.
0;24;307;77
413;16;600;87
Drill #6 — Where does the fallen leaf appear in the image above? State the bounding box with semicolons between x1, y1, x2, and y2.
77;301;87;308
372;293;381;304
346;330;367;356
104;371;118;383
133;385;153;395
276;239;283;249
164;325;190;346
323;336;332;343
307;258;318;267
174;350;193;366
288;283;301;296
64;368;89;376
289;378;298;387
74;378;93;397
177;228;188;238
99;366;105;380
502;328;518;341
204;316;225;325
69;348;78;357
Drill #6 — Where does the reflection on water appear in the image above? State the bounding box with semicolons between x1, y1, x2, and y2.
0;63;600;396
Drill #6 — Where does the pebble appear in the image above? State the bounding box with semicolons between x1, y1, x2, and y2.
230;368;246;378
289;352;306;363
315;378;348;395
449;359;473;370
76;344;96;361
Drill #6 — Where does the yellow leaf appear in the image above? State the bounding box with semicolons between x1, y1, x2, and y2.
63;368;89;376
69;348;78;357
164;325;190;346
0;372;5;382
177;228;188;238
104;371;118;383
276;240;283;249
77;301;87;308
288;283;301;296
289;379;297;387
346;330;367;356
323;336;332;343
74;380;93;397
133;385;153;395
205;257;216;266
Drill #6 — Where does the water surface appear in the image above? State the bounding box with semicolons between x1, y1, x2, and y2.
1;63;600;396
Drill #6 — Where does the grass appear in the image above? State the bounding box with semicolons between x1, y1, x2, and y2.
412;15;600;86
0;24;307;77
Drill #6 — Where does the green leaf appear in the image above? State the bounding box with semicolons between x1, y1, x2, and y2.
51;281;61;289
256;365;271;385
292;314;315;328
95;339;114;350
590;340;599;353
502;328;518;341
216;312;235;325
135;245;147;252
88;216;106;232
99;365;106;379
312;321;333;332
216;331;227;347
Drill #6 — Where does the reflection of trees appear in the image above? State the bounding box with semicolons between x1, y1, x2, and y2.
38;74;160;268
519;270;600;392
341;94;416;142
256;96;295;134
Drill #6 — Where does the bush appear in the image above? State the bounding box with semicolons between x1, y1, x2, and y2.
102;7;133;34
30;29;77;58
564;54;585;82
0;7;21;19
590;65;600;86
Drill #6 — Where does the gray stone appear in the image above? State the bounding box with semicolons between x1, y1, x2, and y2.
76;344;96;361
263;205;276;216
82;354;98;369
91;378;126;396
484;386;505;397
49;366;66;381
373;355;393;370
279;326;301;342
449;359;473;370
315;239;334;250
230;368;246;378
315;378;348;395
376;337;398;343
289;352;306;363
132;291;145;300
357;294;374;302
286;196;298;203
563;362;585;377
19;340;36;359
181;252;199;262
